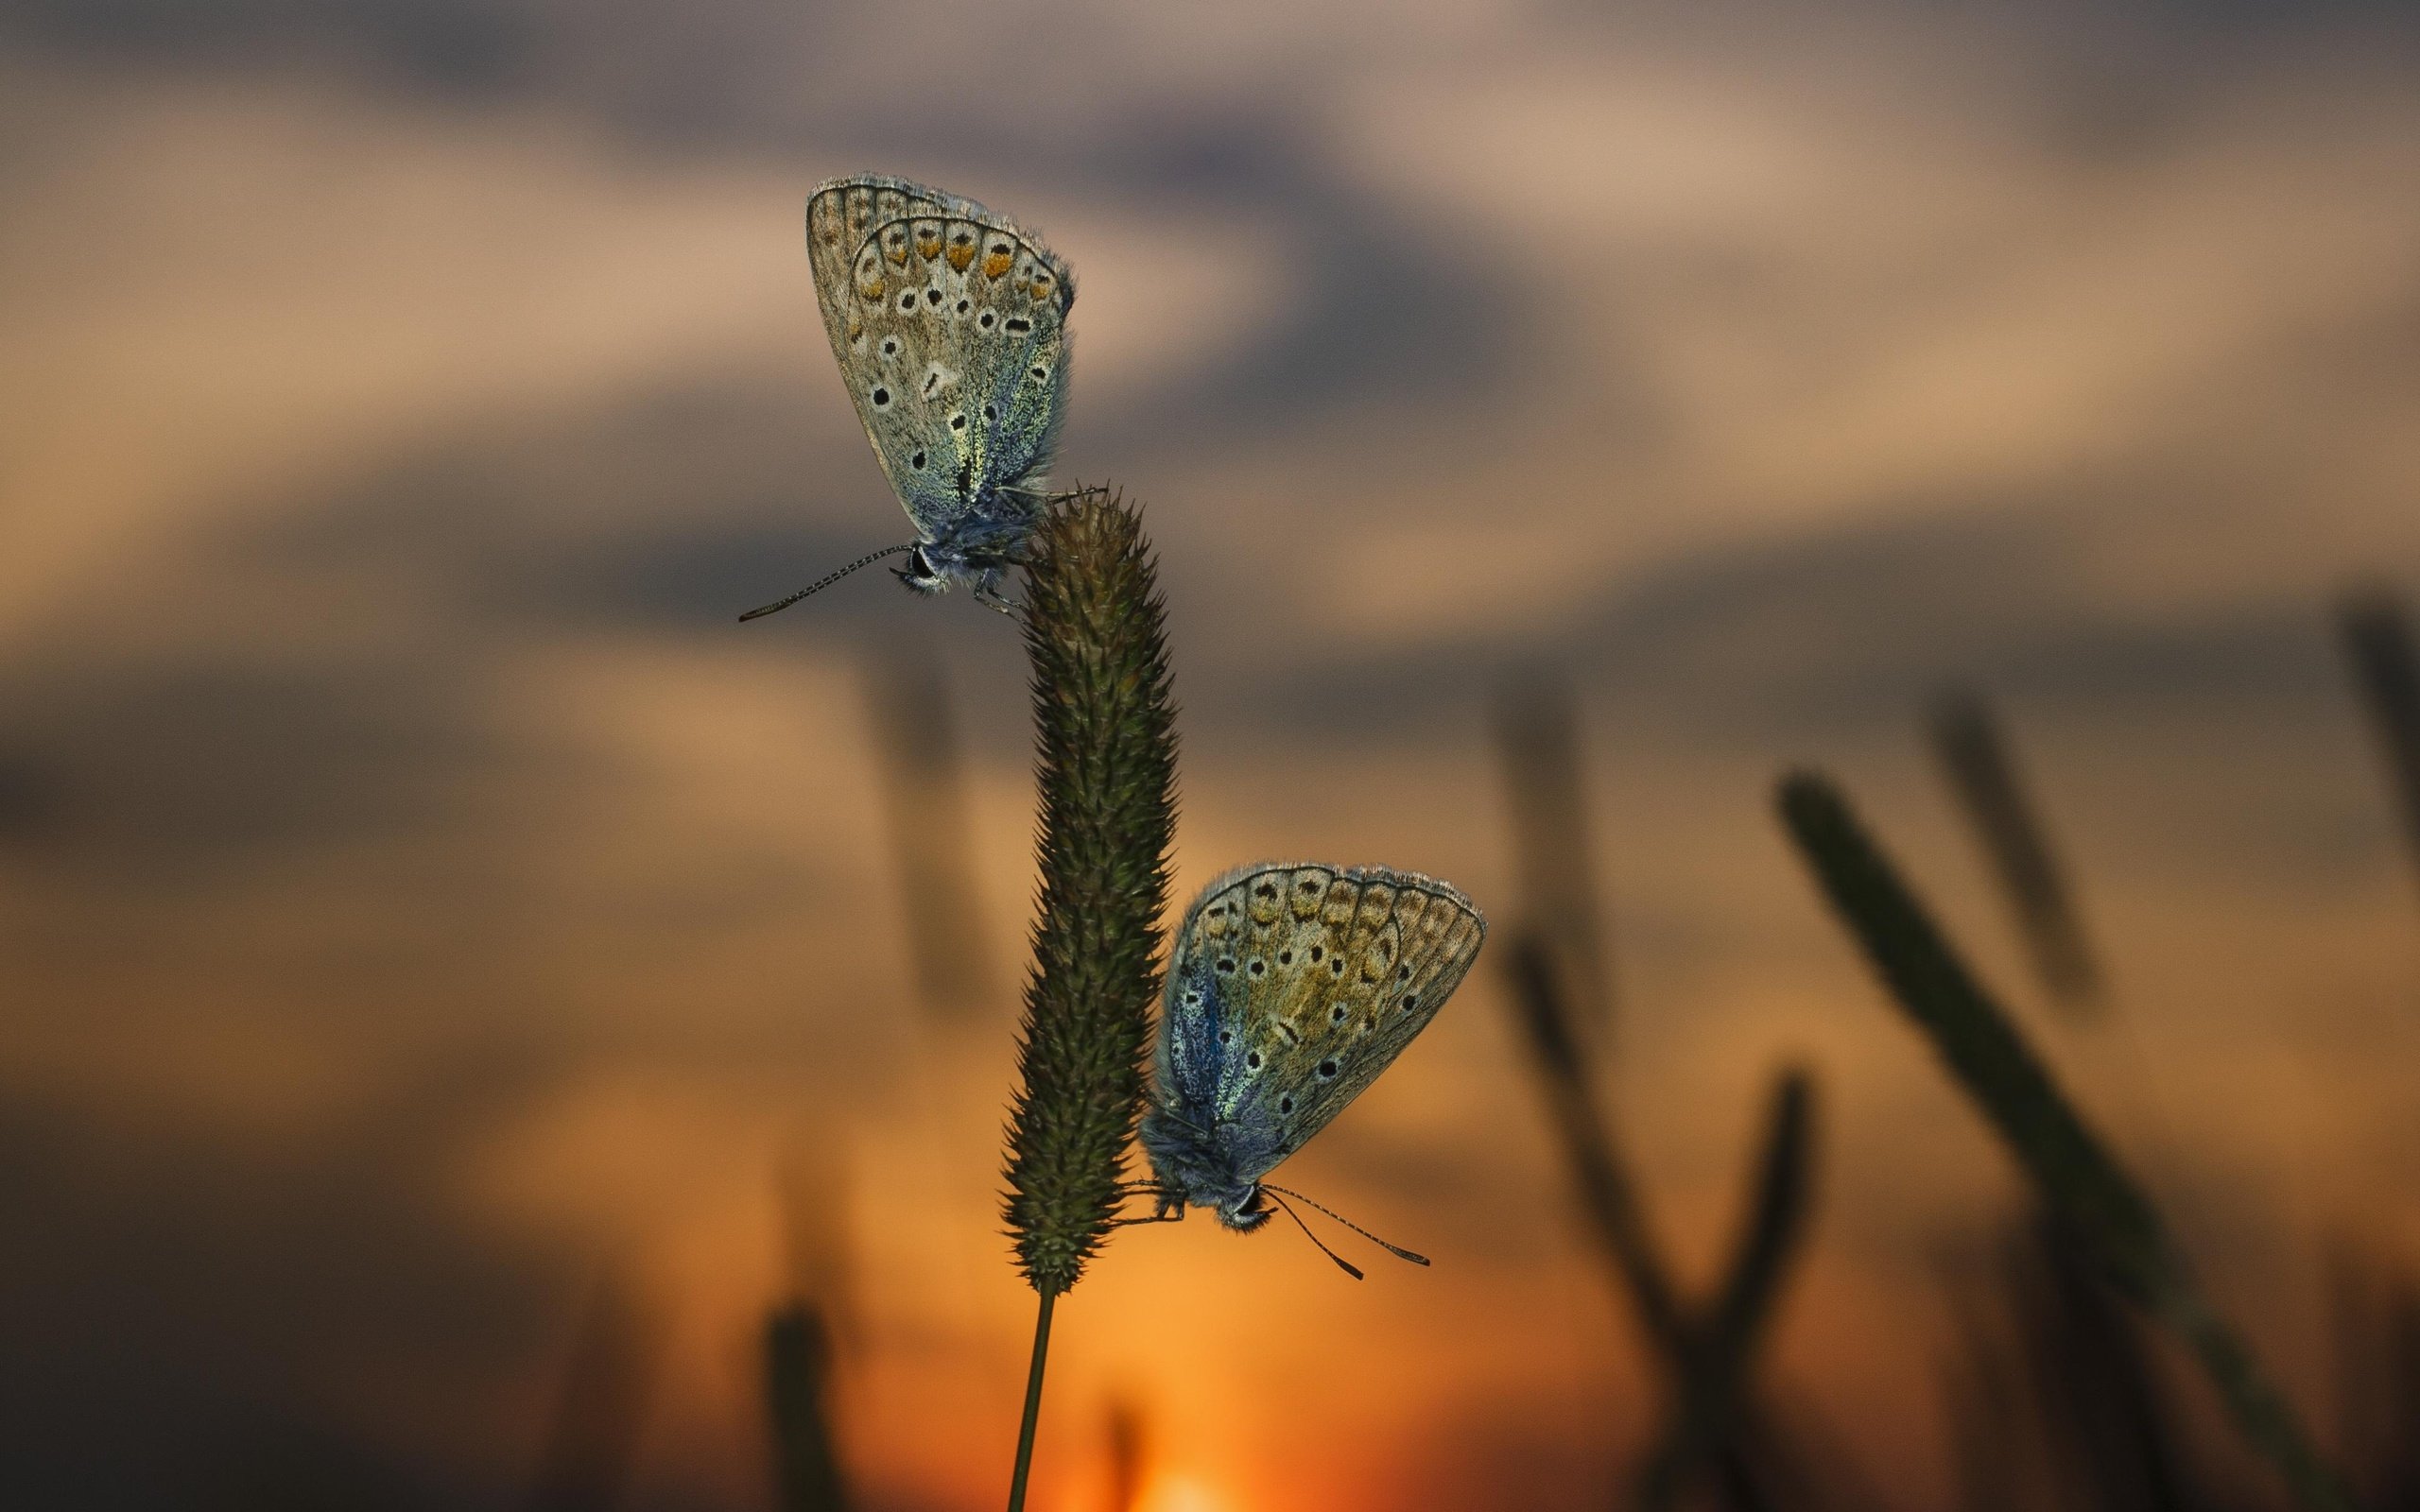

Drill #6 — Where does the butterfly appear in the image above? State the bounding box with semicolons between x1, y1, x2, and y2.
1135;863;1487;1276
741;175;1076;621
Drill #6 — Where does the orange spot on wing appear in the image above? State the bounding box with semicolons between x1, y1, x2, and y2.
946;243;976;272
914;228;942;259
982;250;1014;280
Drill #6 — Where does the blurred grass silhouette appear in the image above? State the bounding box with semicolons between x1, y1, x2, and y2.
524;1280;658;1512
2338;589;2420;910
2328;1246;2420;1510
1493;672;1830;1511
1779;770;2356;1512
860;644;1000;1022
1103;1397;1148;1512
1927;689;2106;1017
764;1139;856;1512
1495;674;1620;1051
764;1304;850;1512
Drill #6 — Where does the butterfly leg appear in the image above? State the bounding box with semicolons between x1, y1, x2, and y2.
1108;1210;1184;1228
972;568;1020;616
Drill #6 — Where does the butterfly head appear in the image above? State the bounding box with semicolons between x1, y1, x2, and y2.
1217;1185;1273;1233
890;520;1029;601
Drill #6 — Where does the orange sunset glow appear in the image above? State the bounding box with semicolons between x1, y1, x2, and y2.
5;2;2420;1510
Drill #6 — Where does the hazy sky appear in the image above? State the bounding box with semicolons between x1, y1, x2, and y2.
3;3;2419;1508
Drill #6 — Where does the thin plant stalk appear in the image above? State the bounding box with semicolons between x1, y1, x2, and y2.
1007;1292;1056;1512
1777;770;2357;1512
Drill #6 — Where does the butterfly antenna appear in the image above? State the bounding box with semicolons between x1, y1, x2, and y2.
1262;1189;1364;1280
737;544;915;622
1264;1184;1431;1267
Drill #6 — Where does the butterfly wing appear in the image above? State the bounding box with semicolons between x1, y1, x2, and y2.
1158;863;1486;1187
804;176;1074;543
806;176;969;355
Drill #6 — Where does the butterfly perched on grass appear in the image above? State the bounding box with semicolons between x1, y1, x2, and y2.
1135;863;1487;1276
743;175;1075;620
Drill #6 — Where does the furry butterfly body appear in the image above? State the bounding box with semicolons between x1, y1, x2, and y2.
747;175;1074;619
1140;863;1487;1235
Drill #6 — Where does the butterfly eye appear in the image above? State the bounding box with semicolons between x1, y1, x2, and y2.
1318;1060;1338;1078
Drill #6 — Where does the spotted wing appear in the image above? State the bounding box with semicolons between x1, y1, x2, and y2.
805;176;971;359
804;176;1074;541
1158;863;1486;1186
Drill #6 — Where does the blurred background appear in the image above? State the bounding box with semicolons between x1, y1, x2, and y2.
4;0;2419;1508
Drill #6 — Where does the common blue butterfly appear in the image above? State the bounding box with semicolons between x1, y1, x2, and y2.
1137;863;1487;1274
743;175;1074;620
